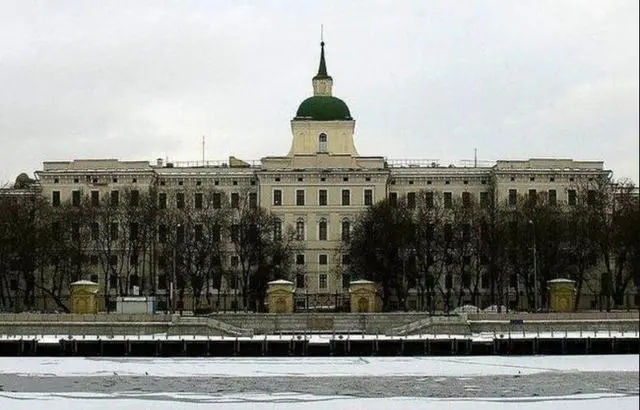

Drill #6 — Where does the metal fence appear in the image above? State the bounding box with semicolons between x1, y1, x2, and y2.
0;291;637;314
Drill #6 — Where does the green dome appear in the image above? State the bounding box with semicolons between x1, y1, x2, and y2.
294;96;352;121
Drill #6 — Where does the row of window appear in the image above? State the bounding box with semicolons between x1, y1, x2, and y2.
507;188;586;206
274;189;373;206
390;189;587;209
52;190;141;207
51;217;352;244
158;192;257;210
294;219;351;241
51;190;258;210
52;189;588;209
52;177;139;184
389;191;487;209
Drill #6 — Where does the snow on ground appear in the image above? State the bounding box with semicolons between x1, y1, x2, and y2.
0;392;637;410
0;355;637;378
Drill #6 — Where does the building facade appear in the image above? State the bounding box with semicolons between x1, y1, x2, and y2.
14;41;621;311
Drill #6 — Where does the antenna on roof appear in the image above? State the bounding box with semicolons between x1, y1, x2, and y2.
474;148;477;168
321;24;324;42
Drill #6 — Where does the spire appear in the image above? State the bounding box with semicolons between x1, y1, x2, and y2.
314;26;331;80
312;30;333;96
316;41;329;78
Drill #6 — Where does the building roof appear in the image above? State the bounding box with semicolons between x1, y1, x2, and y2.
294;95;352;121
294;41;352;121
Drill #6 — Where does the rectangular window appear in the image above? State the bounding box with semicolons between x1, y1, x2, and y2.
52;191;61;207
319;254;328;265
273;189;282;206
158;192;167;209
231;224;240;242
249;192;258;209
71;223;80;241
296;189;305;206
212;192;221;209
158;224;167;243
407;192;416;209
425;191;434;208
176;192;185;209
462;223;471;242
230;255;239;269
508;189;517;206
341;189;350;206
91;190;99;207
213;224;221;242
342;272;351;289
296;220;305;240
176;225;185;244
548;189;557;205
110;190;119;207
528;189;537;205
425;223;434;241
389;192;398;206
72;190;81;207
319;274;328;290
462;192;472;208
130;190;139;207
364;189;373;206
194;192;203;209
341;220;351;242
231;192;240;208
462;271;471;288
110;223;118;241
480;192;489;208
129;223;138;241
91;223;99;241
318;189;327;206
444;223;452;242
568;189;577;206
296;273;305;289
157;274;167;290
444;192;453;209
318;220;328;241
195;224;203;241
109;273;117;289
296;254;305;265
273;220;282;241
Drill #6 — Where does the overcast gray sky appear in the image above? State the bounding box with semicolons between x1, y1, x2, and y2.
0;0;638;184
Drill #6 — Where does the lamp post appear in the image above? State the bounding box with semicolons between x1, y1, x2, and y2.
528;220;537;312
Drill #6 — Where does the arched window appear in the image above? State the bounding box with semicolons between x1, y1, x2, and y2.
318;133;327;153
296;219;305;240
318;218;328;241
341;219;351;242
273;218;283;241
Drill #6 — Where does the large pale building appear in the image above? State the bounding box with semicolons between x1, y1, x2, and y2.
29;41;612;311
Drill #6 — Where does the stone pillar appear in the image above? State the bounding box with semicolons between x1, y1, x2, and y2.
70;280;100;314
548;279;576;312
349;280;379;313
266;280;295;313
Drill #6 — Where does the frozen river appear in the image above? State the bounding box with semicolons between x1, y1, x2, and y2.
0;355;637;409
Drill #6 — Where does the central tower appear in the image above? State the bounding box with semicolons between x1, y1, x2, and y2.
288;41;358;157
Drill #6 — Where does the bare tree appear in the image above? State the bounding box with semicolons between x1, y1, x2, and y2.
229;189;299;311
349;198;414;311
